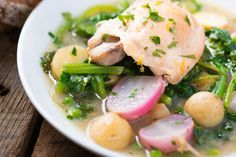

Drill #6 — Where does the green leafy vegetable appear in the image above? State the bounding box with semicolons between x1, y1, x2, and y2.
71;47;77;56
166;82;198;98
225;72;236;108
40;51;56;73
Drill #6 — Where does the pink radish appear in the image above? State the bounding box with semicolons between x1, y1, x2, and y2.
106;76;165;120
139;114;194;153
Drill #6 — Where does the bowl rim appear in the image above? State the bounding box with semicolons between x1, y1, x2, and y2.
17;0;236;157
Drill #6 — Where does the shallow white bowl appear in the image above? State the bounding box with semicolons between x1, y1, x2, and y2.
17;0;236;156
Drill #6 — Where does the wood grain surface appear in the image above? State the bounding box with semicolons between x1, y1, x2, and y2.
0;31;99;157
31;121;97;157
0;31;42;157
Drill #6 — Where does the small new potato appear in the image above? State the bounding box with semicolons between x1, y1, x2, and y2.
184;91;224;128
89;112;133;150
51;45;88;79
149;103;170;120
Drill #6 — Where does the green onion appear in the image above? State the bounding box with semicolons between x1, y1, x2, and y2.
160;94;172;105
63;63;126;75
224;72;236;108
63;97;75;106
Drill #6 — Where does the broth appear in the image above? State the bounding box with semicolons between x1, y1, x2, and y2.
45;2;236;157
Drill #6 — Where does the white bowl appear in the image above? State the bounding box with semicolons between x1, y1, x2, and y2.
17;0;236;157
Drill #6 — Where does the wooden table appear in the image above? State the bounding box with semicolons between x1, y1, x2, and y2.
0;31;98;157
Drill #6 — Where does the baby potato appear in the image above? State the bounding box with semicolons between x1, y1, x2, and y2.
149;103;170;120
89;112;133;150
194;12;228;29
184;91;224;128
51;45;88;79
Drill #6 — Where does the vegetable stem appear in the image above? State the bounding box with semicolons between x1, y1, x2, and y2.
212;63;227;99
91;75;107;99
224;72;236;108
63;63;125;75
197;61;220;74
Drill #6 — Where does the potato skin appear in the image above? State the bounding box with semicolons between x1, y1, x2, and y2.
89;112;133;150
184;91;224;128
51;45;88;79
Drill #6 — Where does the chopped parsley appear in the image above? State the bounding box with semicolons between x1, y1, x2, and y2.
168;18;176;24
149;11;165;22
71;47;77;56
118;14;135;26
168;41;178;48
180;54;196;59
152;49;166;57
185;15;191;26
111;92;118;96
142;3;165;22
167;18;176;34
150;36;161;45
48;32;61;45
129;89;139;98
142;3;151;10
102;34;109;42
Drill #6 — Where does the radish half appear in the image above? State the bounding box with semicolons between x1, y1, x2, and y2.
139;114;194;153
106;76;165;120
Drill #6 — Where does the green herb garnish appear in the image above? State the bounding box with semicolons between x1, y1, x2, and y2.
63;97;75;106
150;36;161;45
111;92;118;96
180;54;196;59
149;11;165;22
168;41;178;48
152;49;166;57
118;14;135;26
129;89;138;98
71;47;77;56
185;15;191;26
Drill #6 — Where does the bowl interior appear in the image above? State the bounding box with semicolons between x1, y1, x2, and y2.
17;0;236;157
